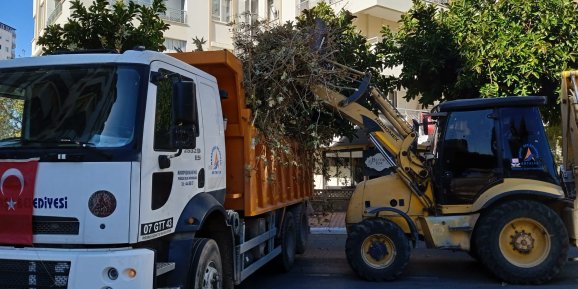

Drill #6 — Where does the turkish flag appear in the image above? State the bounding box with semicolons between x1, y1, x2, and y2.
0;159;38;245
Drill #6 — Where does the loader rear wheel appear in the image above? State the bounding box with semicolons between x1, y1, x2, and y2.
475;200;568;284
345;218;410;281
188;238;223;289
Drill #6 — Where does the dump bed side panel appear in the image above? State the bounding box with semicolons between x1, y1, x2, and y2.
169;51;312;216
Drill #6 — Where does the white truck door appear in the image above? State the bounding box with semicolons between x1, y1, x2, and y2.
198;81;226;199
137;61;205;242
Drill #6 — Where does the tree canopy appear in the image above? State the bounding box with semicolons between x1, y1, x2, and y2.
379;0;578;123
232;3;393;161
37;0;169;54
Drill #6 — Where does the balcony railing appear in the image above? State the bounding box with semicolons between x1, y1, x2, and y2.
425;0;449;6
159;7;187;24
47;1;63;25
297;0;344;11
127;0;187;24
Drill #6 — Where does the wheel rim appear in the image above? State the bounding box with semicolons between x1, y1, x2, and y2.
498;217;551;268
202;260;221;289
361;234;396;269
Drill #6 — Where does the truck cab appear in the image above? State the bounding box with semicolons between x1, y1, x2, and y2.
0;49;226;288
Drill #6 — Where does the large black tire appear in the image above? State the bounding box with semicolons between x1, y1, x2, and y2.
474;200;569;284
274;211;297;272
294;204;310;254
345;218;410;281
188;238;223;289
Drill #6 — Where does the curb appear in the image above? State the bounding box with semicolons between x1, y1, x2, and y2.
310;227;347;235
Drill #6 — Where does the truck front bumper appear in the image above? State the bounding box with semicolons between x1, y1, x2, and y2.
0;246;155;289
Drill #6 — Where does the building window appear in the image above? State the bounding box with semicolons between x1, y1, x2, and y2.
387;90;397;107
212;0;231;23
163;38;186;52
268;0;279;21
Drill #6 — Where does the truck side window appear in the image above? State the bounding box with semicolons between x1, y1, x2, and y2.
153;69;196;151
154;70;174;150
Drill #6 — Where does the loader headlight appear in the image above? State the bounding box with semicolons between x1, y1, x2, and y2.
88;190;117;218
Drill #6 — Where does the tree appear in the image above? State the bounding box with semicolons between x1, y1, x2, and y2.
380;0;578;123
37;0;169;54
232;3;395;162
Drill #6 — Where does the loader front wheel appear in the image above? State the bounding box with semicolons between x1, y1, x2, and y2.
345;218;410;281
475;200;568;284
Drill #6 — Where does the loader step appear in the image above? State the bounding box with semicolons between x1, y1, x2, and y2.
156;262;176;276
448;225;472;232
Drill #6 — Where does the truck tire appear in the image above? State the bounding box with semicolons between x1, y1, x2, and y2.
474;200;568;284
274;211;297;272
188;238;223;289
294;204;310;254
345;218;410;281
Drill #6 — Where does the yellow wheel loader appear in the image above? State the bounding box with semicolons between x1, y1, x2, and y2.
311;70;578;284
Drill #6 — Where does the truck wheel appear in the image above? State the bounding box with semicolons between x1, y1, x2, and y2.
189;238;223;289
275;211;297;272
295;205;310;254
475;200;568;284
345;218;410;281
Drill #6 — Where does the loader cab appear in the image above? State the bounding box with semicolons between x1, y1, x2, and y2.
431;96;558;205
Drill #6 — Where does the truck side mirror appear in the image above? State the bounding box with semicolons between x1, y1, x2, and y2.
173;81;197;125
171;81;198;149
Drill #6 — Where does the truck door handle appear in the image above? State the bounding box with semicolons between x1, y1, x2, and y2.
198;168;205;188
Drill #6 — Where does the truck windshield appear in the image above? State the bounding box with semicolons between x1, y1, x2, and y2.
0;64;142;148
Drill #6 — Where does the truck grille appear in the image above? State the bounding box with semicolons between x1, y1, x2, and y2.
33;216;79;235
0;259;70;289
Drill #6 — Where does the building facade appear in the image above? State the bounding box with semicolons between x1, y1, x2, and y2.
0;22;16;60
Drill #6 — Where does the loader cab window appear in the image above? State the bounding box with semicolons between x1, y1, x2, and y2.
438;109;499;204
499;107;558;184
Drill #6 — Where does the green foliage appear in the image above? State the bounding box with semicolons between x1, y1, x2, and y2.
0;98;23;139
37;0;169;54
380;0;578;123
232;3;394;166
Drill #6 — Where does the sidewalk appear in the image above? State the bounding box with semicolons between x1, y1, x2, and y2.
309;212;346;234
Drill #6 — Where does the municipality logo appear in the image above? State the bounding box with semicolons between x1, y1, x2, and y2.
513;143;542;170
210;146;223;175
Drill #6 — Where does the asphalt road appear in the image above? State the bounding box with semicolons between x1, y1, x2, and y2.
240;234;578;289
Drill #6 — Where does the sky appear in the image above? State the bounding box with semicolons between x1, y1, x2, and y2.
0;0;34;57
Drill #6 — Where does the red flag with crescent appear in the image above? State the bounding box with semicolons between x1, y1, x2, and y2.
0;159;38;245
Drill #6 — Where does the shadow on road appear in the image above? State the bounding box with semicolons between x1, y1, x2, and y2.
240;234;578;289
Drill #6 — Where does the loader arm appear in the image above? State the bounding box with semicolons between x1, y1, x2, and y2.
310;84;430;203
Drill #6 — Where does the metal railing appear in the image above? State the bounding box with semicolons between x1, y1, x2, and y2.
158;7;187;24
311;188;354;212
47;1;63;25
397;108;427;122
296;0;344;11
126;0;187;24
425;0;449;6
